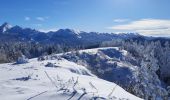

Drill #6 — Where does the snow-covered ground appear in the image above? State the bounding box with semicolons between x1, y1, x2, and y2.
0;47;142;100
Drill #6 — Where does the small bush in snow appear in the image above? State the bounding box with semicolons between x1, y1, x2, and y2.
167;86;170;95
38;56;46;61
13;75;31;81
16;55;28;64
45;62;59;68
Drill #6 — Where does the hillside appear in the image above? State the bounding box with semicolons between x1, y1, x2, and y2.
0;47;142;100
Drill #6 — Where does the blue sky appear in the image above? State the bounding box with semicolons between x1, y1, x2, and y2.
0;0;170;36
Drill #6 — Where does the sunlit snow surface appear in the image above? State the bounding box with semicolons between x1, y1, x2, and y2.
0;47;142;100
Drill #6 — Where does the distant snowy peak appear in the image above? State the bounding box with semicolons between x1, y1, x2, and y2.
119;32;140;36
68;29;82;38
0;22;141;38
0;22;12;33
67;29;81;35
51;28;82;38
117;33;142;38
0;22;147;44
57;29;81;35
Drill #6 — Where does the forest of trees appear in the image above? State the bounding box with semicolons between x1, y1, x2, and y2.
0;42;82;63
0;41;100;63
101;39;170;99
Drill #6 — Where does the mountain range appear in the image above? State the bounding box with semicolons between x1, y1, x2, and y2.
0;22;145;46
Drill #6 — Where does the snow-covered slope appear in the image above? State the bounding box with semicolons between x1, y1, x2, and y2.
0;22;12;33
0;48;142;100
61;47;139;88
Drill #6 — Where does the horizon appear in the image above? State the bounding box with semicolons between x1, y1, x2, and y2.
0;0;170;37
1;22;170;38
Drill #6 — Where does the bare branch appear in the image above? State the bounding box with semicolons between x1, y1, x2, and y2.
44;71;58;89
27;91;47;100
108;84;118;98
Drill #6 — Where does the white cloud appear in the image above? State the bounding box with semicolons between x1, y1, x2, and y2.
25;17;30;21
39;28;58;32
36;17;45;21
113;19;129;23
108;19;170;37
36;16;49;21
